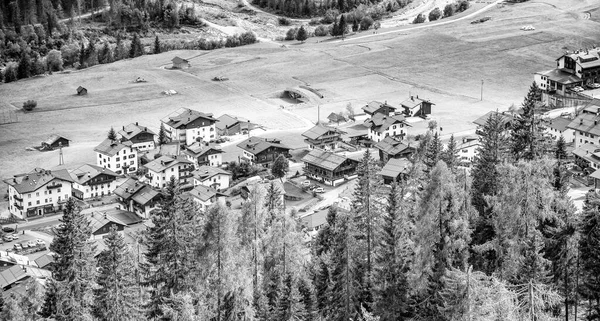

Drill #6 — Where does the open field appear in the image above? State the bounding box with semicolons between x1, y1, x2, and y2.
1;0;599;216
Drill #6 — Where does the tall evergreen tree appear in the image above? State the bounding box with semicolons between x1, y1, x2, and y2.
424;131;442;173
442;134;459;170
511;82;542;161
154;35;161;54
108;126;117;140
579;191;600;320
328;212;355;320
271;154;289;181
555;135;567;162
114;33;125;60
158;123;169;145
338;14;347;38
17;51;31;79
94;226;142;320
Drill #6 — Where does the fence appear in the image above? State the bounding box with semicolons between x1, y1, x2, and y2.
542;92;592;110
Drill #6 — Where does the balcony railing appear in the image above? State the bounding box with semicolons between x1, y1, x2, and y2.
14;202;23;210
13;194;23;202
47;183;62;189
180;173;193;179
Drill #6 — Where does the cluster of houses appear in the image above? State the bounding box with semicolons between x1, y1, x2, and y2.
534;47;600;96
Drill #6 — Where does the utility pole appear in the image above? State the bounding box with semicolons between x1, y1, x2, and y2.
58;144;64;165
481;79;484;101
317;105;320;124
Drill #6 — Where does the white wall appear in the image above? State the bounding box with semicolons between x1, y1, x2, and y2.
8;180;73;219
96;147;138;175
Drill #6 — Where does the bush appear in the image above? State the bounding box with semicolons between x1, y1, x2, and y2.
279;17;291;26
428;7;442;21
23;100;37;111
46;49;63;71
360;16;374;30
285;28;298;40
296;25;309;42
2;62;18;83
314;25;329;36
321;9;340;24
413;13;426;24
309;18;320;26
457;0;469;12
443;3;455;17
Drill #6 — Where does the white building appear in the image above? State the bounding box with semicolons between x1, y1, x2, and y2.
144;155;194;189
182;142;224;168
118;122;156;152
544;117;575;143
192;166;232;191
68;164;120;200
3;168;74;219
113;178;162;219
567;112;600;149
457;136;481;164
161;108;218;146
364;113;409;143
94;139;139;175
184;185;226;211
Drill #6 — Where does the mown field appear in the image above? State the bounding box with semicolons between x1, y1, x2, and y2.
0;0;599;216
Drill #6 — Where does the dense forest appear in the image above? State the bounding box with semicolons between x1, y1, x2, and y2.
1;83;599;320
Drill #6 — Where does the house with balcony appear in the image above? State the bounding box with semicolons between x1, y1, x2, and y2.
89;211;127;239
192;166;232;191
379;158;412;184
301;124;346;150
373;136;414;163
184;185;226;211
181;142;224;168
543;117;575;143
365;113;409;143
301;149;359;186
113;178;162;219
362;101;397;118
473;111;515;133
567;112;600;149
572;143;600;172
144;155;194;190
68;164;120;200
237;137;291;167
161;108;218;146
535;48;600;95
3;168;73;219
400;95;434;117
118;122;156;151
94;139;138;175
457;136;481;165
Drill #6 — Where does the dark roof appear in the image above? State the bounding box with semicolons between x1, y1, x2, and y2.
69;164;119;185
186;185;224;202
472;111;515;127
546;117;572;132
362;101;397;114
101;208;143;225
327;113;346;122
113;178;146;200
43;134;70;146
567;113;600;136
89;211;127;233
537;69;582;85
582;99;600;114
93;139;133;157
216;114;251;131
365;113;407;133
144;155;192;173
3;168;73;194
172;56;189;64
162;108;217;129
34;254;55;269
0;265;51;289
572;143;600;164
400;96;435;109
379;158;411;178
131;185;161;206
374;136;413;156
182;142;223;157
236;137;290;156
118;123;156;141
302;124;346;140
193;166;232;182
301;149;350;171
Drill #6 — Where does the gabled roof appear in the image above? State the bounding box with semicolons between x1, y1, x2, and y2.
3;168;73;194
144;155;193;173
89;211;127;233
582;99;600;115
236;137;290;156
172;56;189;64
182;142;223;157
301;149;354;171
472;111;515;128
186;185;225;202
536;69;582;84
374;136;413;156
216;114;251;131
378;158;411;178
131;186;161;206
567;113;600;136
43;134;70;146
69;164;119;185
365;113;407;133
0;265;51;290
572;143;600;164
93;139;133;157
400;96;435;109
545;117;572;132
362;101;397;115
327;113;346;122
302;124;346;140
162;108;217;129
113;178;146;200
193;166;232;182
100;208;144;225
34;254;55;269
118;123;156;141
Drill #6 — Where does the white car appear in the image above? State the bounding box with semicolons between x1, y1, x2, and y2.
314;187;325;193
571;86;585;92
521;25;535;31
589;83;600;89
35;239;46;246
301;180;311;187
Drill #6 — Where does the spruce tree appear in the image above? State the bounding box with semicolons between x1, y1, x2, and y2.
158;123;168;145
339;14;347;38
108;126;117;140
424;131;442;173
115;33;125;60
94;226;142;320
296;25;308;42
579;191;600;319
154;35;161;54
271;154;289;181
442;134;459;170
511;82;542;161
264;181;283;224
328;212;354;320
555;135;567;162
17;51;31;79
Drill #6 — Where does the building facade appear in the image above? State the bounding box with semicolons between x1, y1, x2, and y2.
69;164;120;200
301;124;346;150
94;139;139;175
161;108;218;146
192;166;232;191
182;142;224;168
144;155;194;189
118;122;156;151
365;113;409;143
237;137;291;167
301;149;359;186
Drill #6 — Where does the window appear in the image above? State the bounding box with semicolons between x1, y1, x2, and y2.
58;196;61;201
28;194;31;198
130;161;134;165
129;154;135;159
116;157;120;162
116;164;121;168
58;188;61;193
49;197;52;202
48;190;52;194
36;200;40;205
28;202;31;206
44;199;47;203
44;191;47;195
171;168;174;172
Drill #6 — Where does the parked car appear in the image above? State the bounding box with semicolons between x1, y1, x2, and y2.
26;240;36;248
571;86;585;93
2;235;14;242
2;226;15;233
11;234;19;240
35;239;46;246
589;83;600;89
314;187;325;193
301;180;311;187
13;243;22;251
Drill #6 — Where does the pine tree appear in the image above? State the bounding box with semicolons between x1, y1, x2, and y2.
39;278;59;318
130;33;144;58
511;82;542;161
17;51;31;79
115;33;125;60
339;14;347;38
424;131;442;173
579;191;600;319
94;226;142;320
271;154;289;181
154;35;161;54
328;212;355;321
442;134;459;170
108;126;117;140
158;123;168;145
296;25;308;42
264;181;283;224
555;135;567;162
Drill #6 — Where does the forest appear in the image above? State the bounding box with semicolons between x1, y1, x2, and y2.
0;83;598;321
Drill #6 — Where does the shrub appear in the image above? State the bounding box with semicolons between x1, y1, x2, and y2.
360;16;374;30
309;18;320;25
443;3;455;17
46;49;63;71
23;100;37;111
413;13;426;24
314;25;329;36
3;62;18;83
429;7;442;21
296;25;309;42
285;28;298;40
321;9;340;24
457;0;469;12
279;17;291;26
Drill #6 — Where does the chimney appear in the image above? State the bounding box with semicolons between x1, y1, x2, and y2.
136;122;139;126
123;126;125;130
410;96;414;101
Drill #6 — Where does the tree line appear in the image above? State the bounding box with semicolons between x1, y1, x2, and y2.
2;83;599;320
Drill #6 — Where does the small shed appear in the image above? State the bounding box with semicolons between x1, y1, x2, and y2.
327;112;347;124
77;86;88;95
42;134;70;150
172;56;190;69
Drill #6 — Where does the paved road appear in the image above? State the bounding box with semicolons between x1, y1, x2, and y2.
59;6;110;23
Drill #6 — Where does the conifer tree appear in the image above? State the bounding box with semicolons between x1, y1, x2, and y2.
555;135;567;162
328;212;355;320
424;131;442;173
271;154;289;181
579;191;600;319
154;35;161;54
17;51;31;79
94;226;142;320
130;33;144;58
158;123;168;145
115;33;125;60
0;294;25;321
339;14;347;38
20;279;45;319
511;82;542;161
442;134;459;170
264;181;283;224
108;126;117;140
296;25;308;42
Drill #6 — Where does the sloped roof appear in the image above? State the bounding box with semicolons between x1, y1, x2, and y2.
101;208;143;225
365;113;407;133
69;164;119;185
89;212;127;233
302;124;346;140
536;69;582;84
193;166;232;182
43;134;70;146
144;155;192;173
546;117;572;132
400;96;434;109
186;185;224;202
567;113;600;136
0;265;51;290
34;254;55;269
118;123;156;141
327;113;346;122
378;158;411;178
113;178;146;200
94;139;133;157
572;143;600;164
374;136;413;156
362;101;397;114
172;56;189;64
162;108;217;129
472;111;515;127
216;114;250;131
301;149;350;171
236;137;290;156
131;186;161;206
3;168;73;194
583;99;600;114
182;142;223;157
